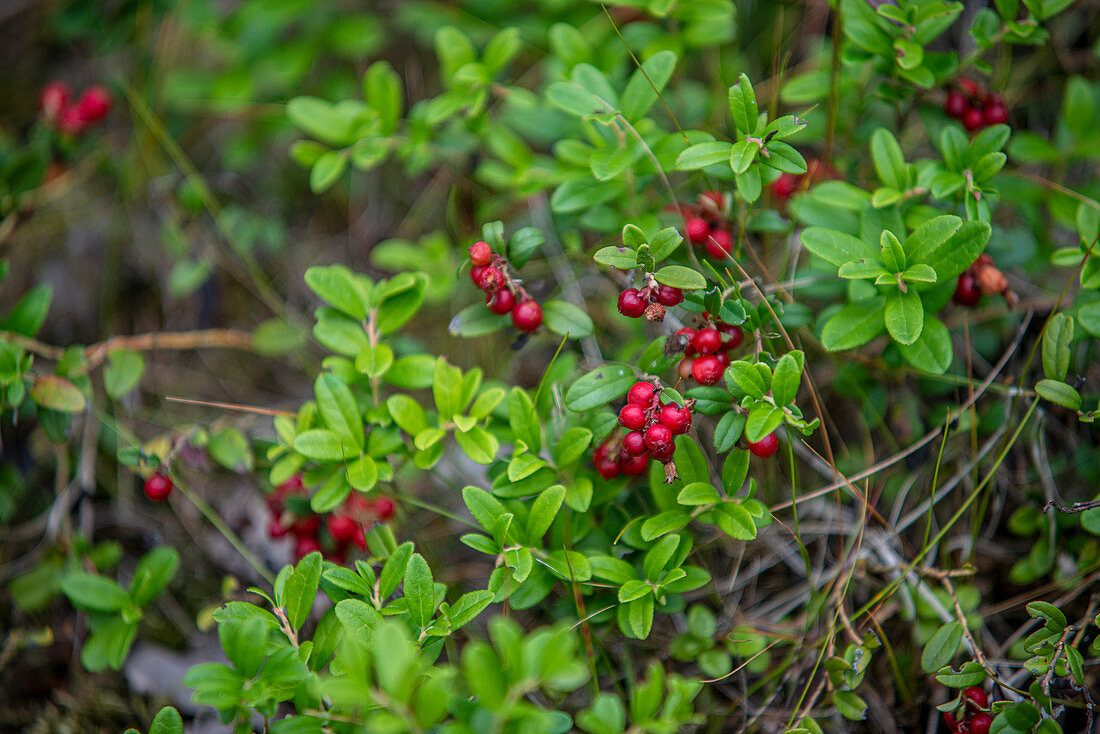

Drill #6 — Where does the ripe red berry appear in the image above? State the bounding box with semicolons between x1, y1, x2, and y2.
268;516;289;539
675;327;697;355
655;285;684;307
627;381;656;406
617;288;648;318
143;472;173;502
39;81;71;121
476;266;504;292
969;713;993;734
719;323;744;350
371;496;395;521
659;403;692;434
644;424;673;452
622;430;648;456
958;78;981;98
692;328;722;355
618;403;647;430
75;85;112;123
962;687;988;709
953;273;981;307
469;265;486;287
58;105;88;136
983;103;1008;126
327;514;359;544
595;454;621;480
469;240;492;267
620;453;650;476
941;712;958;731
747;432;779;458
487;287;515;315
963;107;984;131
292;514;321;538
511;299;542;332
295;535;322;560
772;172;799;200
685;217;710;244
692;355;724;386
715;350;731;367
944;91;968;119
705;229;734;260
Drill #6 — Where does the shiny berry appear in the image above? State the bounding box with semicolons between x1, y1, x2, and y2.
656;285;683;307
941;712;958;731
469;240;492;267
618;288;648;318
963;107;984;131
39;81;70;121
618;403;647;430
644;424;673;452
953;273;981;307
511;299;542;332
719;323;744;350
962;687;988;709
715;350;731;367
327;514;359;544
469;265;487;287
705;229;734;260
295;536;322;560
487;287;515;315
983;104;1008;126
75;85;112;122
676;327;697;355
969;713;993;734
692;328;722;355
143;472;173;502
372;497;395;521
627;381;656;406
622;430;648;456
748;432;779;458
659;403;692;434
691;355;724;386
620;453;650;476
595;454;621;480
685;217;710;244
772;172;799;199
944;91;968;119
268;517;289;539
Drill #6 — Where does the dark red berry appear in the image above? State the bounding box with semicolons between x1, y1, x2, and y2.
676;327;697;355
969;713;993;734
620;453;650;476
650;442;675;463
953;273;981;307
511;299;542;332
958;78;981;98
75;85;111;123
963;107;984;131
327;514;359;544
292;514;321;538
58;105;88;136
622;430;648;456
477;266;504;293
371;496;395;521
655;285;684;307
659;403;692;434
618;288;648;318
692;328;722;355
469;240;492;267
691;355;724;386
719;323;744;350
39;81;70;121
295;535;322;560
469;265;486;287
715;350;731;367
705;229;733;259
595;455;621;480
143;472;173;502
962;687;988;709
644;424;673;452
772;172;799;200
268;516;289;539
941;712;958;731
747;432;779;458
983;104;1008;126
618;403;647;430
685;217;710;244
944;91;968;119
487;287;515;315
627;381;656;406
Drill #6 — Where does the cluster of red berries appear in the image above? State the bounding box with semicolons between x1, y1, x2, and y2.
944;79;1008;132
678;191;734;260
143;471;173;502
468;240;543;333
672;322;744;386
617;281;683;323
771;159;837;202
266;475;395;563
39;81;112;137
952;253;1015;308
594;380;694;483
941;686;993;734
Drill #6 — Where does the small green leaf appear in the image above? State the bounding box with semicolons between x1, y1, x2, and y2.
654;266;706;290
884;289;924;346
405;553;436;629
104;350;146;399
921;622;964;673
1035;379;1082;410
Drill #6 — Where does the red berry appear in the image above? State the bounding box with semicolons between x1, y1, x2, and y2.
470;265;486;287
983;104;1008;126
719;323;744;350
143;472;173;502
295;535;322;560
953;273;981;307
595;454;621;480
292;514;321;538
268;516;289;539
476;266;504;292
944;91;968;119
644;424;673;452
692;355;724;386
39;81;71;121
715;350;731;367
969;713;993;734
618;403;647;430
772;172;799;200
963;107;984;131
747;432;779;458
685;217;710;244
659;403;692;434
655;285;684;307
692;328;722;356
74;85;111;123
705;229;733;260
511;299;542;332
962;687;988;709
371;496;395;521
487;287;515;315
327;514;359;544
622;430;648;456
469;240;492;267
58;105;88;136
627;381;656;406
676;327;697;355
617;288;648;318
620;453;650;476
958;78;981;98
941;712;958;731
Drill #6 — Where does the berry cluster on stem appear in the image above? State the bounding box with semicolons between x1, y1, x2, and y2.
39;81;112;137
670;317;745;387
941;686;992;734
617;273;683;323
595;379;696;484
944;78;1008;132
679;190;735;260
468;240;542;333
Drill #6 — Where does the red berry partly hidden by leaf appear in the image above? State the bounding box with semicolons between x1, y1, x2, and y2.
941;712;958;731
968;713;993;734
962;687;988;709
715;350;731;367
747;432;779;458
963;107;985;131
618;403;647;430
705;229;734;260
268;516;289;539
511;299;542;332
719;323;744;350
469;240;492;267
372;496;395;521
944;91;968;119
692;328;722;356
627;381;656;406
685;217;710;244
644;424;673;452
953;273;981;307
772;172;799;200
622;430;648;456
143;472;173;502
620;453;650;476
487;287;515;315
75;85;112;123
656;285;684;307
676;327;697;355
983;103;1008;126
295;535;322;560
659;403;692;434
39;81;71;121
691;355;724;386
617;288;648;318
327;514;359;544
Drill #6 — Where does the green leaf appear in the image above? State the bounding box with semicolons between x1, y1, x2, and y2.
61;572;130;612
641;510;692;541
5;284;52;337
219;617;267;678
801;228;880;267
713;411;745;452
104;350;146;399
745;403;783;443
527;485;565;543
543;300;595;338
376;272;428;334
593;246;639;269
405;553;436;629
1035;379;1082;410
364;61;403;134
30;375;86;413
648;228;683;260
315;374;363;450
771;352;802;406
675;141;733;170
678;482;720;506
898;315;953;374
208;427;253;473
304;265;370;320
284;552;322;630
922;621;964;673
730;140;756;174
293;429;357;460
726;361;768;398
909;221;991;281
714;502;756;540
455;426;499;464
1042;313;1073;381
553;427;592;466
149;707;184;734
130;547;179;608
546;81;613;117
822;298;886;351
621;50;677;120
565;365;636;412
728;73;758;135
870;128;907;189
654;265;706;290
310;151;347;193
884;289;924;345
